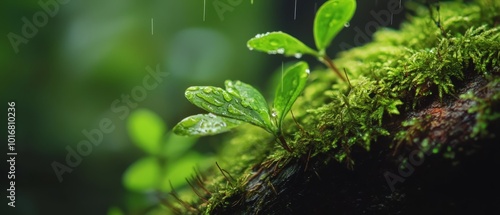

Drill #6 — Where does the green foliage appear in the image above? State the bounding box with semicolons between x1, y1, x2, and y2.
307;77;400;158
393;116;432;152
337;11;500;105
314;0;357;52
123;109;205;192
174;62;310;151
247;32;318;57
274;62;310;131
123;157;162;191
182;85;270;130
247;0;356;80
460;78;500;138
127;109;166;155
174;113;242;136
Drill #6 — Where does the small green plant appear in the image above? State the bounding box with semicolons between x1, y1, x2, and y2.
173;61;310;152
122;109;204;193
247;0;356;81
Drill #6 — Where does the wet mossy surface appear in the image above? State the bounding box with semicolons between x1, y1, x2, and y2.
168;1;500;214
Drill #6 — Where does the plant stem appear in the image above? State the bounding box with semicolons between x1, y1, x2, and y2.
321;55;347;82
277;134;293;153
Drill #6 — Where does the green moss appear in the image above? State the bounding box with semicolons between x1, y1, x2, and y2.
460;77;500;138
166;1;500;213
394;115;432;151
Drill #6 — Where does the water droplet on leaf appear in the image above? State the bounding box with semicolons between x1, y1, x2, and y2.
187;86;200;91
228;104;244;116
181;117;199;127
185;92;194;100
222;91;233;102
197;93;224;107
203;87;213;94
270;39;279;46
344;22;350;27
271;109;277;118
201;103;216;112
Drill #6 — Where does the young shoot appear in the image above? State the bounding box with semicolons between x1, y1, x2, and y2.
246;0;356;82
173;61;310;152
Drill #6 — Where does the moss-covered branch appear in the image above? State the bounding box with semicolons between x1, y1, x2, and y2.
165;1;500;214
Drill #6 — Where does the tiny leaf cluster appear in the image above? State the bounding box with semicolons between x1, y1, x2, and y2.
174;62;310;151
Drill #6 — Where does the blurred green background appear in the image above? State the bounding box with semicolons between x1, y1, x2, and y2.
1;0;406;214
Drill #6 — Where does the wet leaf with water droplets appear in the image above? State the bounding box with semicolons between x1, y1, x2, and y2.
224;80;273;130
314;0;356;51
185;85;271;130
273;61;310;130
173;114;242;136
247;31;318;57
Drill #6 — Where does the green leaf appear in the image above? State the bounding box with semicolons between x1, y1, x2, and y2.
314;0;356;51
225;80;273;129
163;134;197;159
273;61;310;130
184;85;270;130
160;152;207;191
247;31;318;57
173;113;243;137
127;109;166;154
122;156;161;192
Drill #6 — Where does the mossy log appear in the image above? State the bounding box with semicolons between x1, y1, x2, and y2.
167;1;500;214
212;72;500;215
